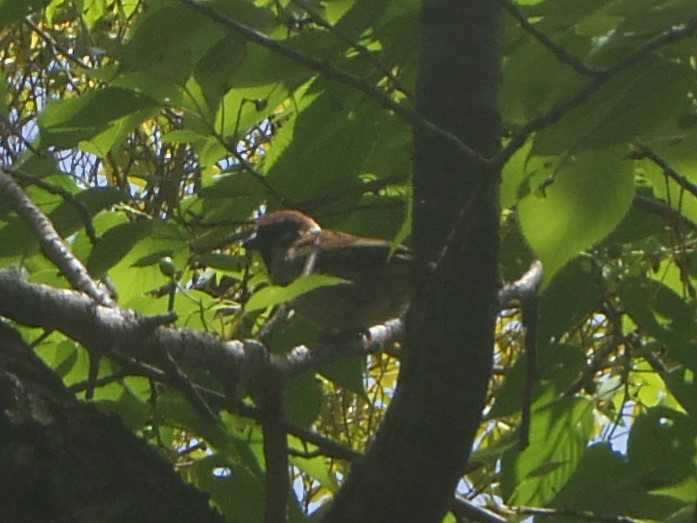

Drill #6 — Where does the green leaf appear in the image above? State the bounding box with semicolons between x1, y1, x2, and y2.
86;221;153;277
96;378;151;430
199;171;271;201
195;253;247;273
500;140;535;209
532;60;693;155
38;87;157;148
87;221;188;304
266;80;411;201
665;506;696;523
641;132;697;225
500;32;587;126
171;290;219;331
245;274;348;312
118;4;225;84
38;338;79;379
192;454;265;523
0;71;8;118
537;257;603;341
161;129;209;144
285;373;324;428
48;187;128;238
289;435;339;491
620;277;696;371
609;0;697;35
627;406;697;490
554;441;688;519
664;369;697;419
196;170;271;221
0;0;50;26
79;108;158;158
212;38;324;140
53;340;90;387
519;148;634;284
502;394;594;505
522;0;607;18
603;193;666;245
12;151;61;180
320;356;365;396
488;343;585;419
81;0;107;29
0;218;35;261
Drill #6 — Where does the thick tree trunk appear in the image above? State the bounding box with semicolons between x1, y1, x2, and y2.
323;2;501;522
0;322;225;523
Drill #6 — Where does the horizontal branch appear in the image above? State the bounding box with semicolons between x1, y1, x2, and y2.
498;260;544;309
0;268;406;391
0;268;504;521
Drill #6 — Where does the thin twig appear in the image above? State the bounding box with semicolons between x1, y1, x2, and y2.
161;345;219;422
451;497;507;523
290;0;413;98
631;143;697;199
0;170;113;306
23;17;93;70
179;0;485;165
8;168;99;244
495;14;697;168
564;323;621;398
0;113;43;157
633;194;697;231
509;505;642;523
497;0;598;77
519;298;538;450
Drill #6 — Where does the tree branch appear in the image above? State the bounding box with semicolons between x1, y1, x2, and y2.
179;0;485;165
498;260;544;309
633;193;697;230
290;0;413;98
23;17;93;70
323;2;502;521
451;498;507;523
497;0;598;76
495;13;697;167
0;273;506;522
631;143;697;199
260;370;290;523
508;505;642;523
8;168;99;245
0;170;113;306
0;268;408;397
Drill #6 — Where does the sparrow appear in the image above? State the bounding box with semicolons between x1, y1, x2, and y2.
244;210;412;331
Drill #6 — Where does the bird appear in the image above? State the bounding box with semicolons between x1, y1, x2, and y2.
243;210;412;331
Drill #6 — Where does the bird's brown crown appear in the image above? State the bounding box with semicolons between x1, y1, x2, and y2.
243;209;412;329
245;210;319;250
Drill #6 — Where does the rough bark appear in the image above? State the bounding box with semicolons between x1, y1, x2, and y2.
322;2;501;522
0;322;225;523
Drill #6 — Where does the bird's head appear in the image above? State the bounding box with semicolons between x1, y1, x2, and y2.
244;210;321;283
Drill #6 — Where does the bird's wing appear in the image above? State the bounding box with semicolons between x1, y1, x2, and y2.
289;230;411;281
